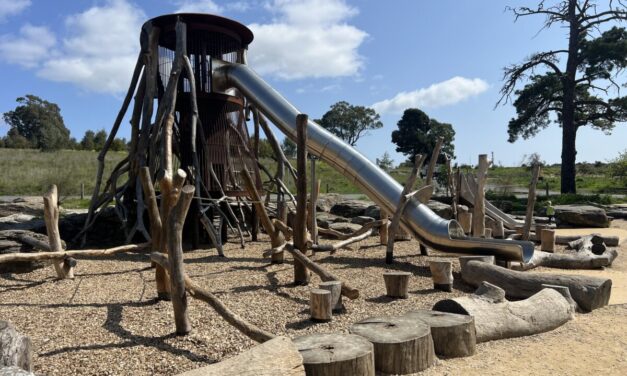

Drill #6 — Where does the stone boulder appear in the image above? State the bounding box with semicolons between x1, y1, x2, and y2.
351;216;375;226
328;222;362;234
427;200;453;219
316;213;348;229
364;205;381;219
554;205;610;228
330;200;373;218
316;194;342;213
0;230;54;273
0;321;31;373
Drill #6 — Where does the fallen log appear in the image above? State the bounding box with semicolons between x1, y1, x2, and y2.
177;336;304;376
461;260;612;311
433;282;572;343
285;244;359;299
310;230;370;253
151;253;275;343
403;310;476;358
0;243;150;264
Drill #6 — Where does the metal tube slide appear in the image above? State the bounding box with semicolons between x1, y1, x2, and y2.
213;61;534;262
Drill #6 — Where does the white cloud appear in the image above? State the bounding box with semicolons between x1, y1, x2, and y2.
0;24;56;68
248;0;367;80
0;0;31;20
174;0;222;14
371;77;489;114
36;0;145;94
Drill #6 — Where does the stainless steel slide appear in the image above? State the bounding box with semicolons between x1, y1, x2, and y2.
213;60;534;262
459;174;523;230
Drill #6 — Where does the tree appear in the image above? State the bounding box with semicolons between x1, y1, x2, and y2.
81;130;96;150
2;95;71;151
281;137;296;158
316;101;383;146
498;0;627;193
376;151;395;172
391;108;456;164
93;130;108;151
3;128;33;149
110;137;128;152
257;138;275;159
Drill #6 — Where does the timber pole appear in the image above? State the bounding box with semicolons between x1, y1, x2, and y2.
294;114;311;285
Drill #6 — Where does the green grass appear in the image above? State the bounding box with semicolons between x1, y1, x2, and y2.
1;149;623;206
0;148;127;197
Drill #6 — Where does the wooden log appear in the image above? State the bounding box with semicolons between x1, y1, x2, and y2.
167;185;194;335
0;321;31;372
433;281;572;342
522;163;541;241
403;310;476;358
493;219;505;238
542;284;579;313
293;114;310;285
319;281;343;312
379;210;388;245
461;260;612;311
151;253;275;343
425;137;443;186
293;333;374;376
139;167;169;299
43;185;71;279
350;316;435;374
387;154;426;264
285;244;359;299
310;289;332;322
383;271;411;298
483;228;492;239
241;168;285;263
310;230;371;253
458;211;472;234
513;247;618;271
177;336;304;376
563;234;619;247
541;228;556;252
309;158;319;245
458;255;495;272
429;261;453;292
0;243;150;264
472;154;489;237
445;155;457;219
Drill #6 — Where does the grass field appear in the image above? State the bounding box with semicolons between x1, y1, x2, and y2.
0;149;623;205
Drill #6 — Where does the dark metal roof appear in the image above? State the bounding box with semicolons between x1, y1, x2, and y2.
145;13;254;46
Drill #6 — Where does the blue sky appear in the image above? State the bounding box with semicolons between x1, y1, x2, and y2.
0;0;625;166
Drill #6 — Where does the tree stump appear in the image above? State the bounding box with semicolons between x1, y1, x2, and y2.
429;261;453;292
493;220;505;238
350;316;435;374
458;211;472;234
541;229;556;252
310;289;332;322
293;333;374;376
383;271;411;298
0;321;31;372
403;310;476;358
319;281;343;313
483;228;492;238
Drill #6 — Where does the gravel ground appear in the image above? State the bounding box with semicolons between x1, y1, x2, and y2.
1;228;626;375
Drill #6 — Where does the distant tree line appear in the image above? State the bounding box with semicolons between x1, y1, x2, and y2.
1;95;128;152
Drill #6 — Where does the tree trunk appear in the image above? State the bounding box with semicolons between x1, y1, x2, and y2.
294;114;310;285
561;0;580;194
433;282;572;343
319;281;343;312
177;336;304;376
383;271;411;298
350;316;435;374
310;289;332;322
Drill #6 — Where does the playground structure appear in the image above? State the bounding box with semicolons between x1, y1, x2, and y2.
0;13;621;376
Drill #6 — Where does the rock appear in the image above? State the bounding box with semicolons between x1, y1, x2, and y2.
351;216;375;225
0;321;31;372
0;215;45;232
330;200;373;218
0;230;50;273
329;222;362;234
316;194;342;213
554;205;610;228
364;205;380;219
0;367;35;376
0;198;43;218
427;200;453;219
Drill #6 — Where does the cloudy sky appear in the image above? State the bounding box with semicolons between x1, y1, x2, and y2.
0;0;625;166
